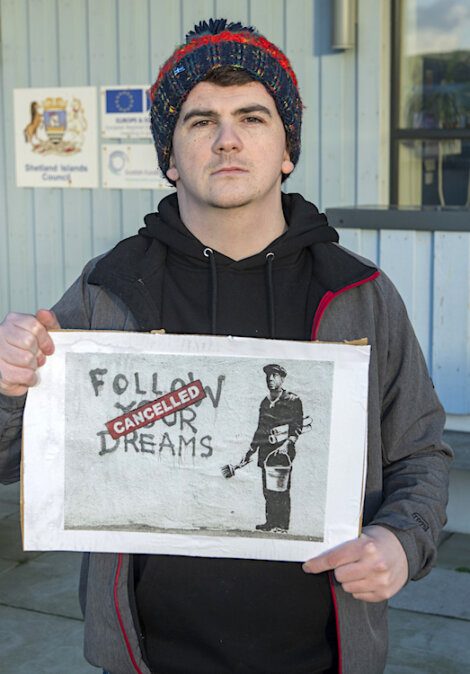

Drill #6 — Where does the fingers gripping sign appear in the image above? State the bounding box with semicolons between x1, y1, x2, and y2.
0;309;61;397
302;525;409;603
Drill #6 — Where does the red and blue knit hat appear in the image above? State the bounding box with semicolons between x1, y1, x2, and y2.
150;19;303;180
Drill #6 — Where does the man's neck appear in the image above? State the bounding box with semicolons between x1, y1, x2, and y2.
269;388;283;401
176;192;288;261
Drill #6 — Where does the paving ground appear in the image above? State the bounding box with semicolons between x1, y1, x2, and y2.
1;480;469;674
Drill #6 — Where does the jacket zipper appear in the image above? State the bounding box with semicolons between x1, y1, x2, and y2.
113;553;145;674
311;269;380;674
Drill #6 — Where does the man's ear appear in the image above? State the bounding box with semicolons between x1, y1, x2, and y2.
281;149;294;176
166;154;179;182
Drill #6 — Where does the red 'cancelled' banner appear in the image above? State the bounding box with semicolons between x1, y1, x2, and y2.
105;380;206;439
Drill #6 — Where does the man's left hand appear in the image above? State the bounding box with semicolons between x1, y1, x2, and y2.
302;525;409;602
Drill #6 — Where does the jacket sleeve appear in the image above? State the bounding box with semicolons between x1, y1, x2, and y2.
370;277;453;581
0;261;95;485
0;392;27;484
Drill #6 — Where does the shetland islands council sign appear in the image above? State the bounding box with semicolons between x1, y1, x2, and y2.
14;86;98;188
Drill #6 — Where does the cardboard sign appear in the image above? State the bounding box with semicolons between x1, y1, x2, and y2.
22;332;370;562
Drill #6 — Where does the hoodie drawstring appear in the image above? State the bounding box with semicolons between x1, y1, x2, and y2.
204;247;218;335
265;252;276;338
203;248;276;338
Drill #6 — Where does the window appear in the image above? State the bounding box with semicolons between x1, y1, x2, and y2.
391;0;470;206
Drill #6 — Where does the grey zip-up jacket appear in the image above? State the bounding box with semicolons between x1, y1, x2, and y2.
0;236;452;674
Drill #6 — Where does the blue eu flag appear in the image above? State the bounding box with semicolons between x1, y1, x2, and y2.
106;89;143;113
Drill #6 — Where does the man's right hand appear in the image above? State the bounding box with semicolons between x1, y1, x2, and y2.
0;309;61;397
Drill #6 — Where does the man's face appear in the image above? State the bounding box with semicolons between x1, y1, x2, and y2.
167;80;293;210
266;372;284;392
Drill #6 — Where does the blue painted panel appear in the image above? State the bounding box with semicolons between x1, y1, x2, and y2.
2;0;37;313
117;0;154;239
216;0;248;22
0;39;10;314
337;228;379;265
284;0;319;204
433;233;470;414
149;0;182;75
88;0;122;256
28;0;65;310
182;0;216;32
356;0;389;205
316;0;356;211
149;0;182;199
336;227;362;255
57;0;93;288
250;0;285;46
379;230;432;366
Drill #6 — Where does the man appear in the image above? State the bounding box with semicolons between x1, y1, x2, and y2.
245;364;303;532
0;18;451;674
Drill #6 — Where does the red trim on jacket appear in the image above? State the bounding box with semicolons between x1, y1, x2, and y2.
329;572;343;674
311;271;381;340
113;553;145;674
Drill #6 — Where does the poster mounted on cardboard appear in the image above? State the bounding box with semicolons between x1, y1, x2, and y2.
14;87;98;188
22;332;370;562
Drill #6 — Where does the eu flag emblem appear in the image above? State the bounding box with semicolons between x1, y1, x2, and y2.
106;89;143;113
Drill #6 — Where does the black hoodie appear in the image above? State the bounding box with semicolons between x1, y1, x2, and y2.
139;192;338;342
133;193;340;674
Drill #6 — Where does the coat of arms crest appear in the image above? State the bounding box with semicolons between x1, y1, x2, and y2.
23;96;88;155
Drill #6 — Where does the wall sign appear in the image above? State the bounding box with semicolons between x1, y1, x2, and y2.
14;87;98;188
101;85;152;139
102;143;171;190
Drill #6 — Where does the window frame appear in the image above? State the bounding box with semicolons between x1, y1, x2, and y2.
390;0;470;205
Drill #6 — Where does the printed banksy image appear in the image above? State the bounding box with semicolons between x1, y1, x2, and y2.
222;364;311;534
64;354;332;542
22;332;370;561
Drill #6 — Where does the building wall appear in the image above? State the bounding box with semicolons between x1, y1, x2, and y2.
1;0;468;423
0;0;390;315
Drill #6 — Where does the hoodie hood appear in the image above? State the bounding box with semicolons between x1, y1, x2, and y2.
88;192;377;336
137;192;339;337
138;192;339;269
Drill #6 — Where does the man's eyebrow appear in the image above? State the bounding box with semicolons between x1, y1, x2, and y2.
235;104;272;117
182;109;219;123
181;104;273;124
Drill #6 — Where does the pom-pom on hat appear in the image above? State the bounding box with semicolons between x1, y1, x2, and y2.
150;18;302;182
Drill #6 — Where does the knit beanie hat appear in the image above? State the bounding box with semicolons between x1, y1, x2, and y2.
150;18;303;181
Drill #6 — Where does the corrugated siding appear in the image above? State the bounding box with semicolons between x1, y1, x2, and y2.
1;0;468;414
338;227;470;414
0;0;388;314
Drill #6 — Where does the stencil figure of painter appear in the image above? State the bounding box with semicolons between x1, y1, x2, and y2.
222;364;311;532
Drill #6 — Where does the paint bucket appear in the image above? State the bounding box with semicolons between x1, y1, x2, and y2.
264;449;292;492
